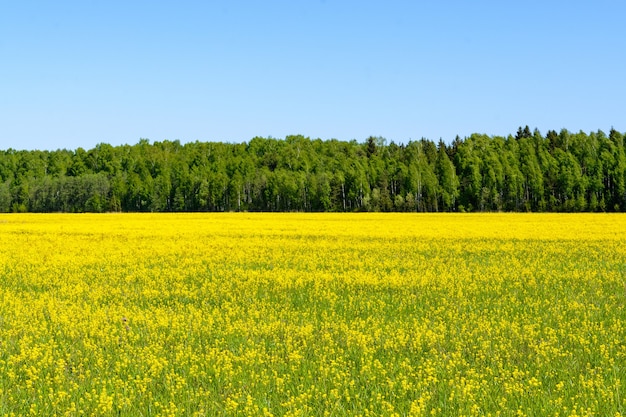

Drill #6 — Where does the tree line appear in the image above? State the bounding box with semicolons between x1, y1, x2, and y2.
1;127;625;213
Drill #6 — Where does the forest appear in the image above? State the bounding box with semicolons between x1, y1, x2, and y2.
1;126;625;213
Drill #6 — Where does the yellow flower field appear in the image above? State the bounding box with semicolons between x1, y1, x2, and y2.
0;213;625;416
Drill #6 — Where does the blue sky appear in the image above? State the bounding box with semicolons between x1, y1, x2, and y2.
1;1;624;151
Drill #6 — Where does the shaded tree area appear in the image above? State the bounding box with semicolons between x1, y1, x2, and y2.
1;128;625;213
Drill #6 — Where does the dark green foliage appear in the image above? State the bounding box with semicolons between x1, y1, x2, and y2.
1;128;625;212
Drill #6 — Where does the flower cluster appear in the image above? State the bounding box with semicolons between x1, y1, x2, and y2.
0;213;624;416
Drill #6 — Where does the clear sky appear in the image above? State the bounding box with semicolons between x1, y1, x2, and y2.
1;1;624;151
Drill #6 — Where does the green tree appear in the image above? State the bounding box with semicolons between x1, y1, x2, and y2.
435;141;459;211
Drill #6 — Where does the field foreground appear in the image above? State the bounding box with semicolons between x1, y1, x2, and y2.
0;213;625;416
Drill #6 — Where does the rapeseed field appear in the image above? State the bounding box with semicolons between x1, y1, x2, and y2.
0;213;625;416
